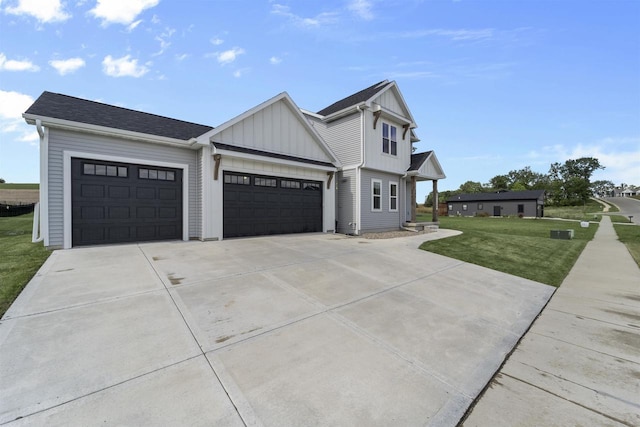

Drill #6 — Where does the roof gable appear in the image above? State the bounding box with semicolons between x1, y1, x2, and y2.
24;91;213;140
408;151;446;180
316;80;391;116
210;92;339;166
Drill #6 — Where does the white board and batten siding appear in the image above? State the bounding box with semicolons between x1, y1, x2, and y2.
360;169;403;233
214;99;330;164
46;128;200;248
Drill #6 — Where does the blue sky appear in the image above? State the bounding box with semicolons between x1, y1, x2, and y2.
1;0;638;203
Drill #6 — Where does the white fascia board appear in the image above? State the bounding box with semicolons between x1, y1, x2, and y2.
322;103;364;123
23;114;201;149
365;81;417;126
213;147;337;172
300;109;324;120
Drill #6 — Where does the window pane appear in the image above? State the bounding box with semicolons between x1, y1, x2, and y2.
224;175;231;183
373;181;381;195
390;125;396;141
242;176;250;185
83;164;95;175
382;139;389;153
158;170;167;180
373;197;381;210
383;123;389;137
118;167;127;177
149;169;158;179
390;198;397;210
391;140;397;155
139;169;149;179
95;165;106;175
390;184;397;196
166;171;174;181
106;166;117;176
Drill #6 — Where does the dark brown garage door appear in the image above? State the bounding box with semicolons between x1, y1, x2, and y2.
223;171;322;238
72;158;182;246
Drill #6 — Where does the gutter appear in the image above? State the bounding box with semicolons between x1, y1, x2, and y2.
32;119;45;243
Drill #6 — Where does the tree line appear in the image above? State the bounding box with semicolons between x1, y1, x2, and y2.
426;157;613;207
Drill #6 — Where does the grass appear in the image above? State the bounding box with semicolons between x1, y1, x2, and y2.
0;183;39;190
0;213;50;317
613;224;640;268
418;216;598;287
609;215;633;224
544;199;610;221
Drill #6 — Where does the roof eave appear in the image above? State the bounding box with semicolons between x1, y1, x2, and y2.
23;113;204;149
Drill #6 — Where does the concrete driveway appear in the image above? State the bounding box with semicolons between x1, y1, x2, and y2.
0;231;554;426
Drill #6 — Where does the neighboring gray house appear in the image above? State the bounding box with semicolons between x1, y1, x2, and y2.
23;81;445;248
304;81;446;234
447;190;545;218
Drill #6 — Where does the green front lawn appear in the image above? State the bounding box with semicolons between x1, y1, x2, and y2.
0;183;39;190
0;213;50;317
613;224;640;268
544;199;611;221
419;216;598;287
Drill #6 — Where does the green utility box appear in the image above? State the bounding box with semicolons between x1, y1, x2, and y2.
550;229;574;240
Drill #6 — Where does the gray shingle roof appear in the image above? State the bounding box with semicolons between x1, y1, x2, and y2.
408;151;432;172
447;190;546;203
316;80;391;116
25;91;213;140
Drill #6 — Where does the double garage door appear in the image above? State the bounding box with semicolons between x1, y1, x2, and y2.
223;171;323;238
71;158;182;246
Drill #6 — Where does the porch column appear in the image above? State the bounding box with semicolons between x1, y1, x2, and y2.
432;179;439;223
411;176;417;222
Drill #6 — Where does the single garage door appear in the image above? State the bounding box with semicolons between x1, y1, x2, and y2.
223;171;322;238
72;158;182;246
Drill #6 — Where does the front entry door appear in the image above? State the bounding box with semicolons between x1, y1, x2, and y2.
493;206;501;216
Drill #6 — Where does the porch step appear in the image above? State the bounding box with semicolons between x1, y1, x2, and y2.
403;222;439;232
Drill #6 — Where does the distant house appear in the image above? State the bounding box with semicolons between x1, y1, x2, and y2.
614;187;638;197
447;190;545;218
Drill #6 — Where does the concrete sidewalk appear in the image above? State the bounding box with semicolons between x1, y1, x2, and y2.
463;216;640;426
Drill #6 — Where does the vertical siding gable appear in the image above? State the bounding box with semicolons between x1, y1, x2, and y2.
372;90;411;119
214;99;332;163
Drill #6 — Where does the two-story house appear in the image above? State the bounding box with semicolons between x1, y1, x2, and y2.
24;81;444;249
304;80;445;235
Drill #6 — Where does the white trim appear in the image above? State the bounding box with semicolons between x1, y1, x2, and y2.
212;147;336;172
63;151;190;249
371;178;382;212
24;115;203;149
389;181;398;212
40;127;50;246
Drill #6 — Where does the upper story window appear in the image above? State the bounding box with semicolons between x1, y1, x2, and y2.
382;123;397;156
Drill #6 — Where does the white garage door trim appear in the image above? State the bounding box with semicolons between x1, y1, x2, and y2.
63;150;190;249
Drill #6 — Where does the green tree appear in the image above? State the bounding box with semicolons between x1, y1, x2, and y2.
0;178;5;183
548;157;604;205
590;180;615;197
458;180;484;194
487;174;509;191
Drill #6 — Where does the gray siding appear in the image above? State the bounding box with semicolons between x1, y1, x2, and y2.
323;113;361;166
47;128;200;247
448;199;542;217
336;169;357;234
360;169;402;232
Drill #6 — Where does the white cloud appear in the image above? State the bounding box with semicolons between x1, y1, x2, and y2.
126;19;142;32
210;37;224;46
400;28;495;42
4;0;70;23
269;56;282;65
233;67;250;78
0;89;38;143
216;47;244;65
102;54;149;77
529;138;640;185
49;57;85;75
153;27;175;56
271;3;338;28
175;53;189;61
347;0;374;20
0;53;40;71
89;0;159;26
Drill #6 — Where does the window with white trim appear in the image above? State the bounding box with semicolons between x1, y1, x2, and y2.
382;123;397;156
389;181;398;211
372;179;382;211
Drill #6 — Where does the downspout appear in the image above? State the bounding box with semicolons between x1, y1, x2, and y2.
353;104;367;235
32;119;45;243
